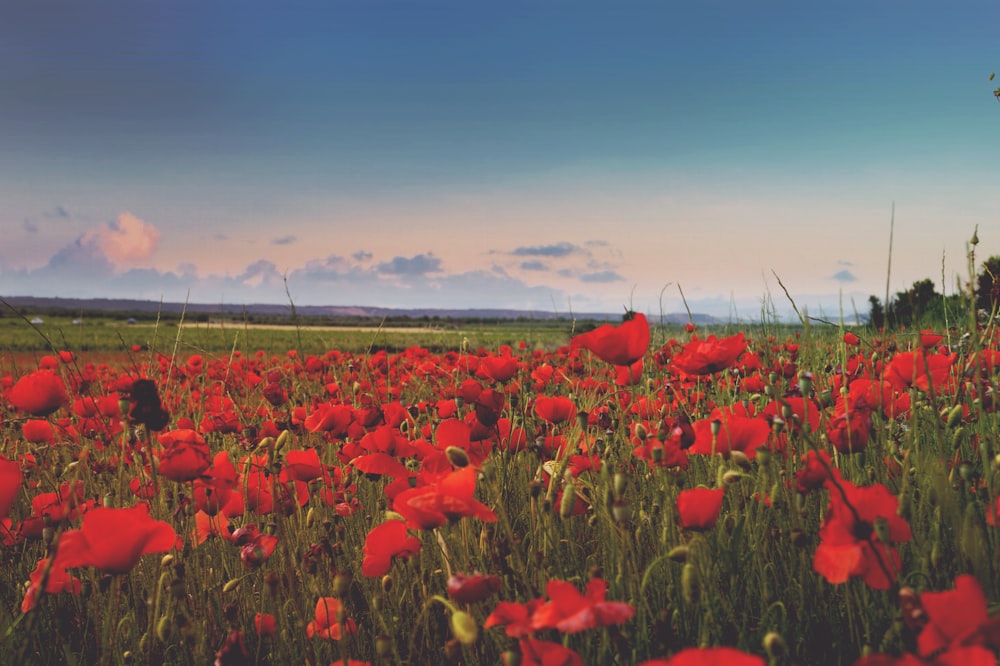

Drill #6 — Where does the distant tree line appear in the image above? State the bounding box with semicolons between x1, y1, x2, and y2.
867;255;1000;329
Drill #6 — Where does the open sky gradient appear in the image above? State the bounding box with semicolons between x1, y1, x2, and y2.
2;2;998;320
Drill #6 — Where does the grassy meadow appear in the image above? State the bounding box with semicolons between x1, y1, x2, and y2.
0;296;998;665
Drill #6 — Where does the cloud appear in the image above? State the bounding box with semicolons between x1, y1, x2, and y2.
580;270;625;283
79;212;160;269
271;235;297;245
831;269;858;283
377;253;442;276
23;219;38;233
47;206;70;219
511;242;580;258
352;250;373;262
837;259;854;267
520;260;549;271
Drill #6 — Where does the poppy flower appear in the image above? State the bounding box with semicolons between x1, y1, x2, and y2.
0;455;22;519
519;638;584;666
22;419;56;444
447;572;502;604
677;487;725;530
813;480;912;590
670;333;748;376
479;354;520;383
484;599;545;638
284;448;324;482
254;613;277;636
917;574;999;657
392;466;497;530
157;429;212;482
638;646;765;666
306;596;357;639
534;395;577;425
55;503;177;574
688;411;770;459
530;578;635;633
361;520;421;577
8;370;68;416
20;557;82;613
571;312;650;367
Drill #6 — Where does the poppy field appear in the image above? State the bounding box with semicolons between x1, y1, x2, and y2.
1;305;999;665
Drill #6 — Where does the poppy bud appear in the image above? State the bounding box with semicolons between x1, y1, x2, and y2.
445;446;470;468
763;631;786;658
376;635;393;657
559;481;577;519
667;545;689;562
450;610;478;645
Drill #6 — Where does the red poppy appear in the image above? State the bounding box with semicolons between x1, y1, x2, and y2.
795;450;840;494
55;503;177;574
485;599;545;638
8;370;68;416
677;486;725;530
20;557;82;612
447;572;502;604
519;638;584;666
392;466;497;530
479;354;520;383
638;646;765;666
22;419;56;444
917;575;999;657
284;448;324;482
254;613;277;636
688;411;770;459
534;396;577;425
361;520;421;577
0;455;22;519
843;332;861;346
813;480;912;590
306;596;357;639
571;312;650;367
530;578;634;633
157;429;212;482
670;333;748;376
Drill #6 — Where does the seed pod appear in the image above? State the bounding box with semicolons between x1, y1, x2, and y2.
667;545;689;563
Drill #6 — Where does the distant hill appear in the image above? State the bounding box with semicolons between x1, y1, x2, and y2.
1;295;722;326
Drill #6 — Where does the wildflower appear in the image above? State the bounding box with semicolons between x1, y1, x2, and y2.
677;487;725;530
638;646;765;665
283;448;324;482
688;408;770;459
485;598;544;637
8;370;68;416
917;574;1000;657
306;596;357;640
519;638;584;666
361;520;421;577
254;613;277;636
22;419;56;444
392;466;497;530
0;455;22;519
124;378;170;431
670;333;748;376
157;429;212;482
55;503;177;574
534;395;577;425
530;578;634;633
571;312;650;367
447;572;502;604
813;480;912;590
21;557;82;612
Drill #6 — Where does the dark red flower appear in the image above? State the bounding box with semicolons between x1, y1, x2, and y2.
677;486;725;530
8;370;68;416
55;503;177;574
361;520;421;577
125;378;170;431
447;572;501;604
0;455;22;519
284;448;324;482
571;312;650;367
21;557;82;612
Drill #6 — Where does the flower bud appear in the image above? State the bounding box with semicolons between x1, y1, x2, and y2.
445;446;470;468
681;563;700;605
450;610;479;645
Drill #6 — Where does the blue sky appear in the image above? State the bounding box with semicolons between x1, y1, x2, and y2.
2;2;998;320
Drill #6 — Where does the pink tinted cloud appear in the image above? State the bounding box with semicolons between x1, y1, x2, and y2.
81;212;160;269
